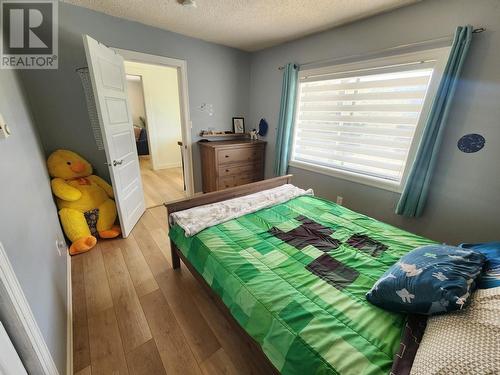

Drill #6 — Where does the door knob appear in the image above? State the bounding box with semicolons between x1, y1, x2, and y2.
113;159;123;166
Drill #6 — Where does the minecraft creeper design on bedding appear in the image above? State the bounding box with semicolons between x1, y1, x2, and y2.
268;215;341;252
169;195;436;375
268;215;385;290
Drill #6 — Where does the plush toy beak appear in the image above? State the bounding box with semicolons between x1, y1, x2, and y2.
71;161;86;173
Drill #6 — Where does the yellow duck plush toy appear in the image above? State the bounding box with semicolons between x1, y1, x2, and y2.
47;150;121;255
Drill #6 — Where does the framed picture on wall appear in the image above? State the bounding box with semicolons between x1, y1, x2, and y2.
232;117;245;134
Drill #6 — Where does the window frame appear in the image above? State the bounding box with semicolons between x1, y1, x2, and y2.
289;46;452;193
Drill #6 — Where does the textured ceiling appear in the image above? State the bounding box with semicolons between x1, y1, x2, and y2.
63;0;420;51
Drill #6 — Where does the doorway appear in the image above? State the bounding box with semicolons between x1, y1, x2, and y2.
83;35;194;235
119;50;194;208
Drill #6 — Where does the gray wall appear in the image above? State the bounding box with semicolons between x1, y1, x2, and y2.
248;0;500;245
0;69;67;373
19;2;250;191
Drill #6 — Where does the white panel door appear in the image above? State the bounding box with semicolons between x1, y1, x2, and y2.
83;35;145;237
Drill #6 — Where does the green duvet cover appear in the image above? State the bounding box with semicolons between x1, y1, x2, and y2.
169;195;435;375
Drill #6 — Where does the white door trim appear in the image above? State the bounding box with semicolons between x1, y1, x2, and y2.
113;48;195;197
0;242;59;375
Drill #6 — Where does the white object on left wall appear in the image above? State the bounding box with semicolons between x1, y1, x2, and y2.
0;321;27;375
0;113;12;139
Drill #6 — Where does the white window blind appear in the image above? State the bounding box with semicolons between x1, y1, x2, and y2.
289;47;453;191
292;66;435;185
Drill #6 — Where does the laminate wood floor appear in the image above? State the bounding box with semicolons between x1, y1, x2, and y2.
139;157;187;208
72;206;272;375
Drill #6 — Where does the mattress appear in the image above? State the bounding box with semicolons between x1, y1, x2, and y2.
169;195;435;374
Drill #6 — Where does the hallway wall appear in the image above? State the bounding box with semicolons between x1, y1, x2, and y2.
126;76;147;127
125;61;183;170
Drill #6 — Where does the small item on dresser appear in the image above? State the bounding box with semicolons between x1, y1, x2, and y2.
232;117;245;133
250;129;258;140
200;129;235;137
366;244;485;315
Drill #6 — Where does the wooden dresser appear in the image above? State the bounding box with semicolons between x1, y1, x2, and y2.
199;140;266;192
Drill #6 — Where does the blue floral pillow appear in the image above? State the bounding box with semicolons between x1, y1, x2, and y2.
366;245;485;315
459;242;500;289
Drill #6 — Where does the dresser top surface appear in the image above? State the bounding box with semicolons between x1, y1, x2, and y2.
198;139;266;148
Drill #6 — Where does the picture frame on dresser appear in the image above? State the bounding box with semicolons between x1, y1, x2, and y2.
232;117;245;134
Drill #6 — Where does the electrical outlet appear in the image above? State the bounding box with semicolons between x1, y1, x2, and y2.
336;196;343;205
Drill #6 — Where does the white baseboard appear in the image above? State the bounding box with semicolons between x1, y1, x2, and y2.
0;242;59;375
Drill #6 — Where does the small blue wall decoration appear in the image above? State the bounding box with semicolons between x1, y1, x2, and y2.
258;118;269;137
457;133;485;153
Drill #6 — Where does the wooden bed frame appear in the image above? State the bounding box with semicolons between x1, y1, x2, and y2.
165;175;293;374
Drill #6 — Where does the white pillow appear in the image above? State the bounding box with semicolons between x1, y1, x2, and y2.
410;287;500;374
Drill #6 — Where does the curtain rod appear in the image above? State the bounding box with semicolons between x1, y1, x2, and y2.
277;27;485;70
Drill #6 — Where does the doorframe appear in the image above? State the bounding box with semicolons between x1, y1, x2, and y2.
113;48;195;197
0;242;59;374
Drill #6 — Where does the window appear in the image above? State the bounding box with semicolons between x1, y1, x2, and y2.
290;47;450;192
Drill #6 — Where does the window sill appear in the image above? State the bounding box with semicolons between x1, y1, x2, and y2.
288;160;403;193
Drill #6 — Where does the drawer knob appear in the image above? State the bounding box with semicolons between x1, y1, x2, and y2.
225;169;229;172
225;155;229;158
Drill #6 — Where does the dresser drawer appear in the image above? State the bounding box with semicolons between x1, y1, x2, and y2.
217;174;258;190
218;162;262;177
217;147;263;165
199;140;266;193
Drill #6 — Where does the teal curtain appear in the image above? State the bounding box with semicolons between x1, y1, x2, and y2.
274;63;299;176
396;25;472;217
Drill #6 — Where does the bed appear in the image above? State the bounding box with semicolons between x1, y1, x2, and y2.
166;176;435;374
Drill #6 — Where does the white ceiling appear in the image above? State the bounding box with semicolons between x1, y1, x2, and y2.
63;0;420;51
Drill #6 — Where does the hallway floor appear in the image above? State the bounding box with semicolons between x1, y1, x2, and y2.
71;206;272;375
139;157;186;208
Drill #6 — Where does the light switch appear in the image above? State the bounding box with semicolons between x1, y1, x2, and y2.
0;113;11;139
